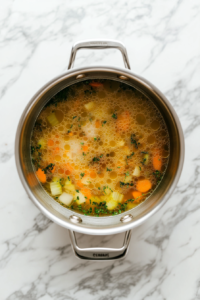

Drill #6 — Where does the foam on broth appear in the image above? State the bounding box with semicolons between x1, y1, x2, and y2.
31;80;170;216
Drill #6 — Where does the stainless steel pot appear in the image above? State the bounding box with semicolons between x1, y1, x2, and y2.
15;40;184;260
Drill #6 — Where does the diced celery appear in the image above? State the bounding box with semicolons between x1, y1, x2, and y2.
106;199;118;210
47;112;59;126
143;153;149;165
75;192;86;204
38;138;46;149
50;181;62;196
133;166;140;177
84;101;95;111
59;192;73;205
112;191;124;202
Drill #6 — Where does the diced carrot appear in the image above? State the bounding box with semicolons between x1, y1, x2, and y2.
81;188;91;200
95;120;101;128
132;191;143;203
82;145;88;152
89;82;103;87
65;170;71;175
77;180;84;188
55;135;59;138
90;170;96;178
68;132;73;136
153;155;162;171
136;179;152;193
48;139;54;146
36;168;46;183
116;111;131;131
55;147;60;152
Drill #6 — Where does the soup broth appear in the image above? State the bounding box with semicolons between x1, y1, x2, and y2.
31;79;170;217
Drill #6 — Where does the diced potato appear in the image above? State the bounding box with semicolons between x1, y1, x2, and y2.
106;199;118;210
47;112;59;126
91;196;101;203
65;177;71;185
117;140;125;147
104;187;111;195
59;192;73;205
112;191;124;202
65;184;76;192
84;101;95;111
52;176;60;182
133;166;140;177
75;192;86;204
50;181;62;196
124;175;132;183
38;138;46;149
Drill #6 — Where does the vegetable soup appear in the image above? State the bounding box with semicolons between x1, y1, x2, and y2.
31;79;170;217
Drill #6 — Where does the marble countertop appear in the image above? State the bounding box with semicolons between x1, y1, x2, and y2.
1;0;200;299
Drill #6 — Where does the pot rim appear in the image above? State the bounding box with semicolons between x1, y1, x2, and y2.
15;65;185;235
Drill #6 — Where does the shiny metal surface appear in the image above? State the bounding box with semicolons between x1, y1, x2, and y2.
69;230;132;260
15;39;185;238
68;39;131;69
69;215;82;224
120;214;134;223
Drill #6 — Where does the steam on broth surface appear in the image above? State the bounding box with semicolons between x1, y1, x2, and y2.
31;79;170;216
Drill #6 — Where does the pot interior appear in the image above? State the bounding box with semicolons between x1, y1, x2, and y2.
16;67;184;234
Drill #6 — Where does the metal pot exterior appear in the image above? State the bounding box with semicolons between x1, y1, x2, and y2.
15;40;184;260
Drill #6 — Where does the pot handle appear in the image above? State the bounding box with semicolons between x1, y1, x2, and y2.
69;229;132;261
68;39;131;70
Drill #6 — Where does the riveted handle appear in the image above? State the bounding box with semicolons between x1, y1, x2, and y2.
69;230;132;261
68;39;131;70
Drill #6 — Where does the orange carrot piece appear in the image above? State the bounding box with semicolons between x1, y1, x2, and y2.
153;155;162;171
81;188;91;200
90;170;96;178
36;168;46;183
48;139;54;146
82;145;88;152
89;82;103;87
55;147;59;153
68;132;73;136
95;120;101;128
116;111;131;131
77;180;84;188
136;179;152;193
132;191;143;203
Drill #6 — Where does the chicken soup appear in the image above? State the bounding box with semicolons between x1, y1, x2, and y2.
31;79;170;216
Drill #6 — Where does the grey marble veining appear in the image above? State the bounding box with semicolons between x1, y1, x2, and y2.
0;0;200;299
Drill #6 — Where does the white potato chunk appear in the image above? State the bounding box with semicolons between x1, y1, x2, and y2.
84;101;95;111
59;192;73;205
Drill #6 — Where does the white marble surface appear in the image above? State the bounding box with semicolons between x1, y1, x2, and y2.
1;0;200;299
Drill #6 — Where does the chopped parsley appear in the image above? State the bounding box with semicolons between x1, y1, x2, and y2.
106;168;112;172
73;116;77;119
102;120;107;126
140;158;147;165
112;113;117;119
131;134;140;149
80;173;85;178
42;163;55;174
